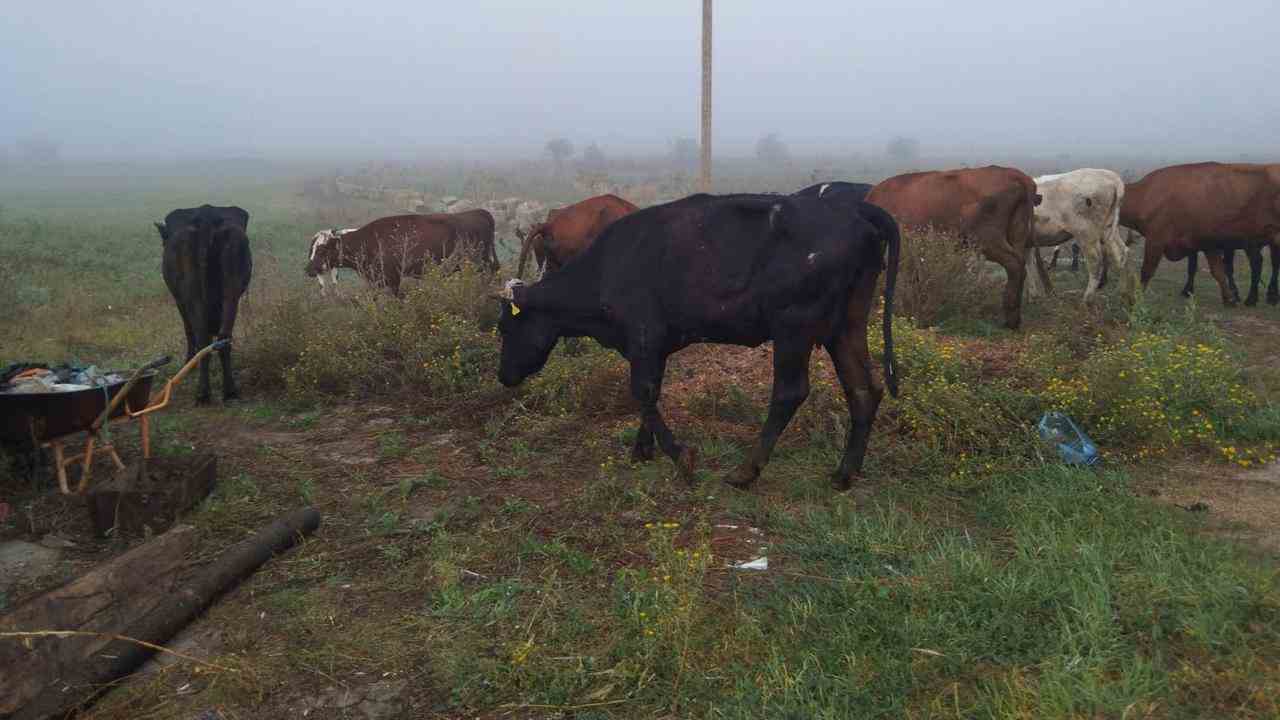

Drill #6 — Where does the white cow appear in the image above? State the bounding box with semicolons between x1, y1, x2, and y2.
308;227;358;292
1026;169;1128;301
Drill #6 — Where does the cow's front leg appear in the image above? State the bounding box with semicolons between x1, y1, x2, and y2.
629;353;695;482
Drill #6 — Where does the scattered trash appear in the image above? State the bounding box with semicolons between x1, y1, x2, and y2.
39;532;77;550
732;557;768;571
713;524;739;530
0;363;125;394
1037;411;1100;466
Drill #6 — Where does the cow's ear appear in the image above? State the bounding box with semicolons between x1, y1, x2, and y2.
154;222;168;241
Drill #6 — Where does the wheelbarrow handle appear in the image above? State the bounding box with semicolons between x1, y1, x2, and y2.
91;353;172;432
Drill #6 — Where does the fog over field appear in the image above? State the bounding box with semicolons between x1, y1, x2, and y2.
3;0;1279;161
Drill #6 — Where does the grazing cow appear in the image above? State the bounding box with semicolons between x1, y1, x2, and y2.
306;227;358;293
1026;169;1127;301
867;166;1039;329
493;193;900;491
1120;162;1280;306
155;205;253;403
515;194;639;278
793;181;874;203
305;209;498;296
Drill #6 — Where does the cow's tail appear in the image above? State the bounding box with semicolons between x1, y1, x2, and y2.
880;216;900;398
516;224;544;279
1103;180;1125;269
860;208;900;398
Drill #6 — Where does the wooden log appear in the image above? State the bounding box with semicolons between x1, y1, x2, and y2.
1;507;321;720
0;525;197;716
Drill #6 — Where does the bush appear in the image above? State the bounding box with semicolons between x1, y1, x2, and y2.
891;227;995;327
241;262;500;400
1041;328;1272;463
868;313;1040;486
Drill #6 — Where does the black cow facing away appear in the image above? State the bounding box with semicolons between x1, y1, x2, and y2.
154;204;249;241
155;205;253;403
494;193;899;490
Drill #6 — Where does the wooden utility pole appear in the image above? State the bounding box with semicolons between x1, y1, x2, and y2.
700;0;712;192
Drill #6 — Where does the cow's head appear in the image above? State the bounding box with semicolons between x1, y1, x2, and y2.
305;229;345;290
493;279;557;387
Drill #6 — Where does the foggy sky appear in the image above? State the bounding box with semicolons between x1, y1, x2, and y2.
3;0;1278;159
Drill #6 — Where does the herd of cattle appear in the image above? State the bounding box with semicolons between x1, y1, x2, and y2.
156;160;1280;487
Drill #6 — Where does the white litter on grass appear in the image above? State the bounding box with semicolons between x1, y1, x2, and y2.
713;524;739;530
733;557;768;571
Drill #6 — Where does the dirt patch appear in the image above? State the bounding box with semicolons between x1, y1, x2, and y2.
1153;460;1280;556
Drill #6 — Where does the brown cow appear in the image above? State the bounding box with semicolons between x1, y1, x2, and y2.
1120;162;1280;306
515;194;638;278
305;209;497;296
867;166;1039;329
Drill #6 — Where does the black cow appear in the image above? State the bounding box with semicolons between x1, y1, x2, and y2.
793;181;874;203
154;204;249;241
494;193;900;490
155;205;253;403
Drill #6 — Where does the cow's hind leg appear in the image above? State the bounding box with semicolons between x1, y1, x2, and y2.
1070;242;1081;272
1205;252;1238;307
1182;252;1199;298
826;286;885;491
631;424;656;462
1268;242;1280;305
628;353;696;482
1081;236;1105;302
995;247;1027;330
725;338;813;489
1243;246;1263;306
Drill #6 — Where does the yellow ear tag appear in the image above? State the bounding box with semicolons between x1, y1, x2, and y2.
510;303;521;316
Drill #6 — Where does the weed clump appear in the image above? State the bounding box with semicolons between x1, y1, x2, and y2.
241;263;499;399
891;227;995;327
1042;328;1274;463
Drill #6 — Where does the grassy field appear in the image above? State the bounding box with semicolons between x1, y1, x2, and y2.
2;167;1279;719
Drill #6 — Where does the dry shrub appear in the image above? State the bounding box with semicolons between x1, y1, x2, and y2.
891;227;996;327
239;261;500;400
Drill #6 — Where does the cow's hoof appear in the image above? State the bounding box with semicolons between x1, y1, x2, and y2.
724;463;759;489
1245;297;1259;307
1223;298;1238;308
1180;289;1194;298
830;472;855;492
1267;295;1279;306
631;442;655;463
675;448;698;485
195;395;212;406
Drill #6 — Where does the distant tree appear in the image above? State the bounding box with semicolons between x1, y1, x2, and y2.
668;137;698;168
546;138;574;175
16;135;60;164
755;132;789;164
580;143;607;173
886;136;920;164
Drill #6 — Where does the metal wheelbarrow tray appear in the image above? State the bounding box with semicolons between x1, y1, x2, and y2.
1;374;156;448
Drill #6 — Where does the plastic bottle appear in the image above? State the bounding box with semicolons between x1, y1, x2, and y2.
1037;411;1100;466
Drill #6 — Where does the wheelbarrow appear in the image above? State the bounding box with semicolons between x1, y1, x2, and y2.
0;340;229;494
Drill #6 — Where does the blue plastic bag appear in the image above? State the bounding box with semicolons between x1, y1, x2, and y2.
1037;411;1100;466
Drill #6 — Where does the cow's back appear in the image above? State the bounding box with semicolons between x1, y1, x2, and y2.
1128;163;1280;237
868;166;1034;234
